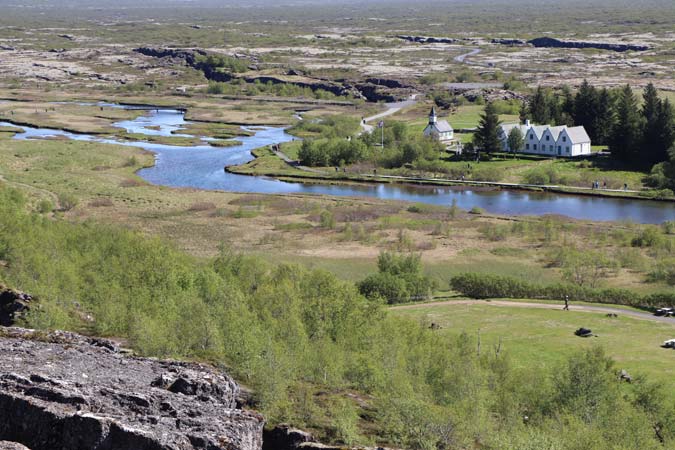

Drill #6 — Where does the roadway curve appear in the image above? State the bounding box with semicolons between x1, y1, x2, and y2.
453;48;481;64
360;96;418;135
390;299;675;325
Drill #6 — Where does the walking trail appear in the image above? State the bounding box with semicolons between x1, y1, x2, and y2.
0;174;61;209
390;299;674;325
360;95;418;134
453;48;482;64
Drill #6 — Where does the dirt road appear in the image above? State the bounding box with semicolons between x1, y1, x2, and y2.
360;96;418;134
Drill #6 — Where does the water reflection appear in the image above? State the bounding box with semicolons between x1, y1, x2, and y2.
3;106;675;224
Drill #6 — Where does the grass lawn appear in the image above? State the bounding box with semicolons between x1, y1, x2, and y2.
393;302;675;396
403;104;519;130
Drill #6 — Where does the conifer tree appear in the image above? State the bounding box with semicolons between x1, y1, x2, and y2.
519;100;528;124
530;86;550;124
593;88;615;146
655;99;675;163
609;85;643;163
560;85;576;126
642;83;662;165
473;102;502;153
574;79;599;140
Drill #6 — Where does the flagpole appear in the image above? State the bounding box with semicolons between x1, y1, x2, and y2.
379;120;384;149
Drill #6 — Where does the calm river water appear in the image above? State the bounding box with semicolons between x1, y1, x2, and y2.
3;105;675;224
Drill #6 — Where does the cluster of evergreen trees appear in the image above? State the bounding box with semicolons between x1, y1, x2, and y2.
520;82;675;167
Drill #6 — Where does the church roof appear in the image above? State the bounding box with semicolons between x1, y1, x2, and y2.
434;120;453;133
430;106;437;116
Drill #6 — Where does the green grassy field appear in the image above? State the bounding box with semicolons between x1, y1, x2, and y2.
393;301;675;395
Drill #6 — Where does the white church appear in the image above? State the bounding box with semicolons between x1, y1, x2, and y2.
499;120;592;157
423;107;454;144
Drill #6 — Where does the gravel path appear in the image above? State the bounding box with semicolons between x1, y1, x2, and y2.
453;48;482;64
390;299;675;324
360;96;418;135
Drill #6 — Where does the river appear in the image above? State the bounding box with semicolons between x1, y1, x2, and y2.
2;104;675;224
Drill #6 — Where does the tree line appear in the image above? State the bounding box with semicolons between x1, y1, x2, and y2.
521;82;675;167
472;82;675;189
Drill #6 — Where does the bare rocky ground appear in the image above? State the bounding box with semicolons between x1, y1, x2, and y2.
0;327;264;450
0;29;673;97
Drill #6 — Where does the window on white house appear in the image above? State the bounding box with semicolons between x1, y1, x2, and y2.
558;146;561;151
546;136;549;141
550;145;553;151
533;144;537;150
530;134;533;139
563;136;567;142
566;147;570;152
526;143;529;150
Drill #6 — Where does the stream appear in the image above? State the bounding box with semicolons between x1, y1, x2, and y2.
2;103;675;224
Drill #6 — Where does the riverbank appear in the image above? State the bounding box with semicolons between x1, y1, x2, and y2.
226;145;675;203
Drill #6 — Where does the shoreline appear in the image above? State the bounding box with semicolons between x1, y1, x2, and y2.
225;147;675;204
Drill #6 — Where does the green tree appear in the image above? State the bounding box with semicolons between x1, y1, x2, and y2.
593;88;616;146
560;84;576;126
507;127;524;153
358;252;435;303
530;86;551;124
609;85;643;163
642;83;663;165
473;102;502;153
654;99;675;164
574;80;599;140
519;100;528;123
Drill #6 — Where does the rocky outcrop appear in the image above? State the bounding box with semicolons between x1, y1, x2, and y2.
0;327;264;450
133;47;237;82
364;78;411;89
133;47;411;102
135;47;414;103
263;424;315;450
242;75;364;99
527;37;649;52
395;35;460;44
491;38;526;46
0;442;30;450
0;286;33;327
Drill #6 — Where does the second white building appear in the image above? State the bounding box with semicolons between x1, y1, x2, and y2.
499;120;592;157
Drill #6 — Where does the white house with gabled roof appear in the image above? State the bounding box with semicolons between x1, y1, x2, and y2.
499;120;591;157
423;107;454;143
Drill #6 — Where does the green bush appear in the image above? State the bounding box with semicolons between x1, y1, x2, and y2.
449;272;675;308
648;258;675;285
522;166;567;185
319;210;335;229
631;226;666;248
37;199;54;214
471;165;503;182
358;252;436;303
57;193;78;211
298;139;367;167
207;82;225;94
289;115;360;139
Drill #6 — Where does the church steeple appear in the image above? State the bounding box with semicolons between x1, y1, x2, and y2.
429;106;437;125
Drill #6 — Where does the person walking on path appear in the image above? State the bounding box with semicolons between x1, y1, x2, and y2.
563;295;570;311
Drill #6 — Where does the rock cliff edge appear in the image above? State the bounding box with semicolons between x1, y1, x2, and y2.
0;327;264;450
